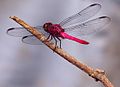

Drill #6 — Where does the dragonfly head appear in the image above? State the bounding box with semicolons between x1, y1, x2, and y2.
43;22;52;31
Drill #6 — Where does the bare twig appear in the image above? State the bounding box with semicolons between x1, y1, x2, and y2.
10;16;114;87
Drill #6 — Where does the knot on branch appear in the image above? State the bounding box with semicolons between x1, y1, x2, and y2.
89;69;105;81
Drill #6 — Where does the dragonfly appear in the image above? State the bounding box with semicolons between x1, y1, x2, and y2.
7;3;111;48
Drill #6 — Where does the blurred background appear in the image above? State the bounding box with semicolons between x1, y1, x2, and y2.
0;0;119;87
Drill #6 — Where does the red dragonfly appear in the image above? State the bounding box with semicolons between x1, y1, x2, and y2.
7;3;111;48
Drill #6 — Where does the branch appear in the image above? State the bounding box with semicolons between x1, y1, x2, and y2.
10;16;114;87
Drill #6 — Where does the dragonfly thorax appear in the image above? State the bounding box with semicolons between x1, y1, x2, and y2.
43;22;64;37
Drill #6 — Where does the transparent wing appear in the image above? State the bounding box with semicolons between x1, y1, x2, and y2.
64;16;111;36
22;34;62;45
22;34;52;45
7;26;48;37
59;3;101;27
22;35;44;45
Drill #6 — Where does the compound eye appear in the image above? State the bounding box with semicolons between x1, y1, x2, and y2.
45;24;48;28
43;24;48;29
43;22;52;29
48;23;52;25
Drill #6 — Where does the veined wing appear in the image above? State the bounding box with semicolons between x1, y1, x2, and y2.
64;16;111;36
22;35;44;45
7;26;48;37
59;3;101;27
22;34;57;45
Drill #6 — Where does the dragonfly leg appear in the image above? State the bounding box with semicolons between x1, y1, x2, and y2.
46;34;51;41
43;34;51;42
54;37;57;47
56;37;62;48
53;37;58;51
49;35;53;41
